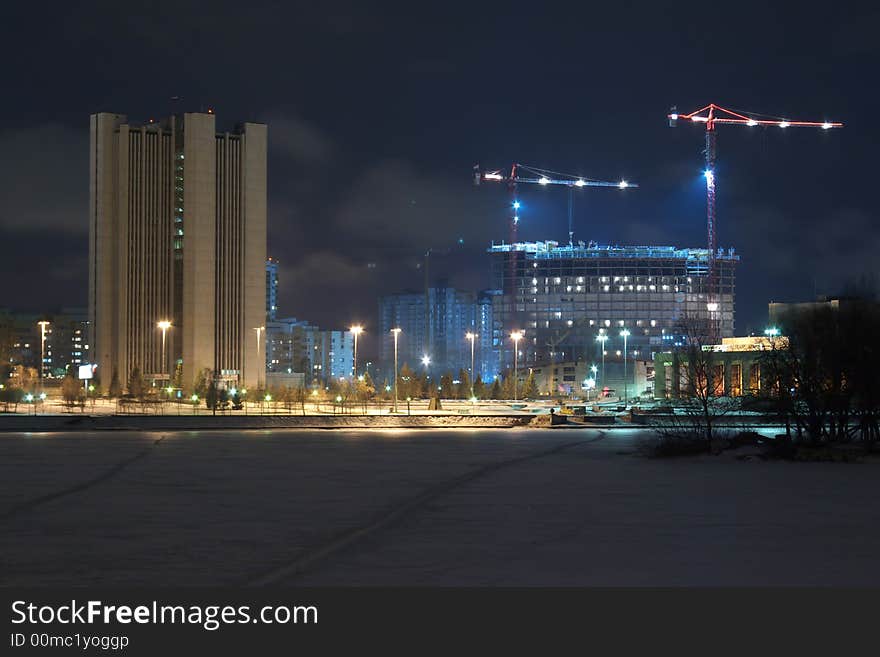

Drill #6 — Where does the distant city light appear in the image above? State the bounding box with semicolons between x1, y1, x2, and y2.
512;201;521;209
764;327;780;337
618;180;629;189
822;122;832;129
538;177;550;185
575;179;586;187
747;119;757;126
779;121;790;128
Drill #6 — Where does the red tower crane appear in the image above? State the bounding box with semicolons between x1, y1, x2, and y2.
668;103;843;339
474;163;636;246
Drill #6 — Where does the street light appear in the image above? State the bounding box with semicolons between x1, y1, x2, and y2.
350;325;364;379
620;328;631;405
595;334;608;394
37;320;50;389
391;328;401;413
511;331;524;401
157;320;172;382
465;332;477;399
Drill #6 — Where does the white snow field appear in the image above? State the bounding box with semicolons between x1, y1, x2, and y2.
1;428;878;586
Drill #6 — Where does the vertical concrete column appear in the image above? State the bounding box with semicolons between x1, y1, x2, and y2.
181;113;217;390
241;122;267;390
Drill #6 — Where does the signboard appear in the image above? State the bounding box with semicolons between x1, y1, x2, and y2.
78;364;97;380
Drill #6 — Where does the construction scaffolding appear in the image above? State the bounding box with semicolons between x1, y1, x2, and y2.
487;240;738;372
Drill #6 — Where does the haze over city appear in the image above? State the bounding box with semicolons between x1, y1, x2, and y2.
1;3;874;362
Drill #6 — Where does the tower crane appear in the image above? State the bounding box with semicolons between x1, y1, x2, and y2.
474;163;637;246
668;103;843;339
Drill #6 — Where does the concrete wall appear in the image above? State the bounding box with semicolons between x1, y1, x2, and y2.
181;113;217;390
89;112;126;389
241;122;267;389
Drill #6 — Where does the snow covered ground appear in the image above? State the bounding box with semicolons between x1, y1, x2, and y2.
1;427;878;586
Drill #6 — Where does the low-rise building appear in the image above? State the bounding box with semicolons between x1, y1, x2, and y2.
652;336;786;399
532;359;650;399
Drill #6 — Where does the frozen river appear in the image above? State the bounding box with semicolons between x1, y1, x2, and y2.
1;427;879;586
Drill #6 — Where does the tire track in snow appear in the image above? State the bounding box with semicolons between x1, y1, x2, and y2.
0;435;168;521
247;431;607;585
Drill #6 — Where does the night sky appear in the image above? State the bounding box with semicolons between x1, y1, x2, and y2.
1;2;875;360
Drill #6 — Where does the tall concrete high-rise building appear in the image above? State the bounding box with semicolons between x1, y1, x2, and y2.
89;111;267;391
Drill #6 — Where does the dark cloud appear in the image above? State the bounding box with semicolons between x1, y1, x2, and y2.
266;114;335;166
0;123;87;234
0;228;87;312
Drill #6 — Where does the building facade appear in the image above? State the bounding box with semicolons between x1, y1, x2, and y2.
378;284;477;378
266;257;279;322
265;318;353;387
0;309;90;380
532;359;650;399
487;240;738;373
89;111;267;390
476;289;502;381
652;336;782;399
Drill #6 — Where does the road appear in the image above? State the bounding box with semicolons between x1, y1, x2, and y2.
1;428;879;586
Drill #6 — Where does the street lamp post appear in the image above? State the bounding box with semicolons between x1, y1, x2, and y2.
37;320;50;390
620;328;631;405
595;334;608;396
157;320;172;383
350;325;364;379
590;364;598;401
465;332;477;398
511;331;524;401
391;328;401;413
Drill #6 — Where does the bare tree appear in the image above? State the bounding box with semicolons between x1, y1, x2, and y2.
657;315;737;453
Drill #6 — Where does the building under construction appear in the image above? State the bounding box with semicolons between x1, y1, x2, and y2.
487;240;738;372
